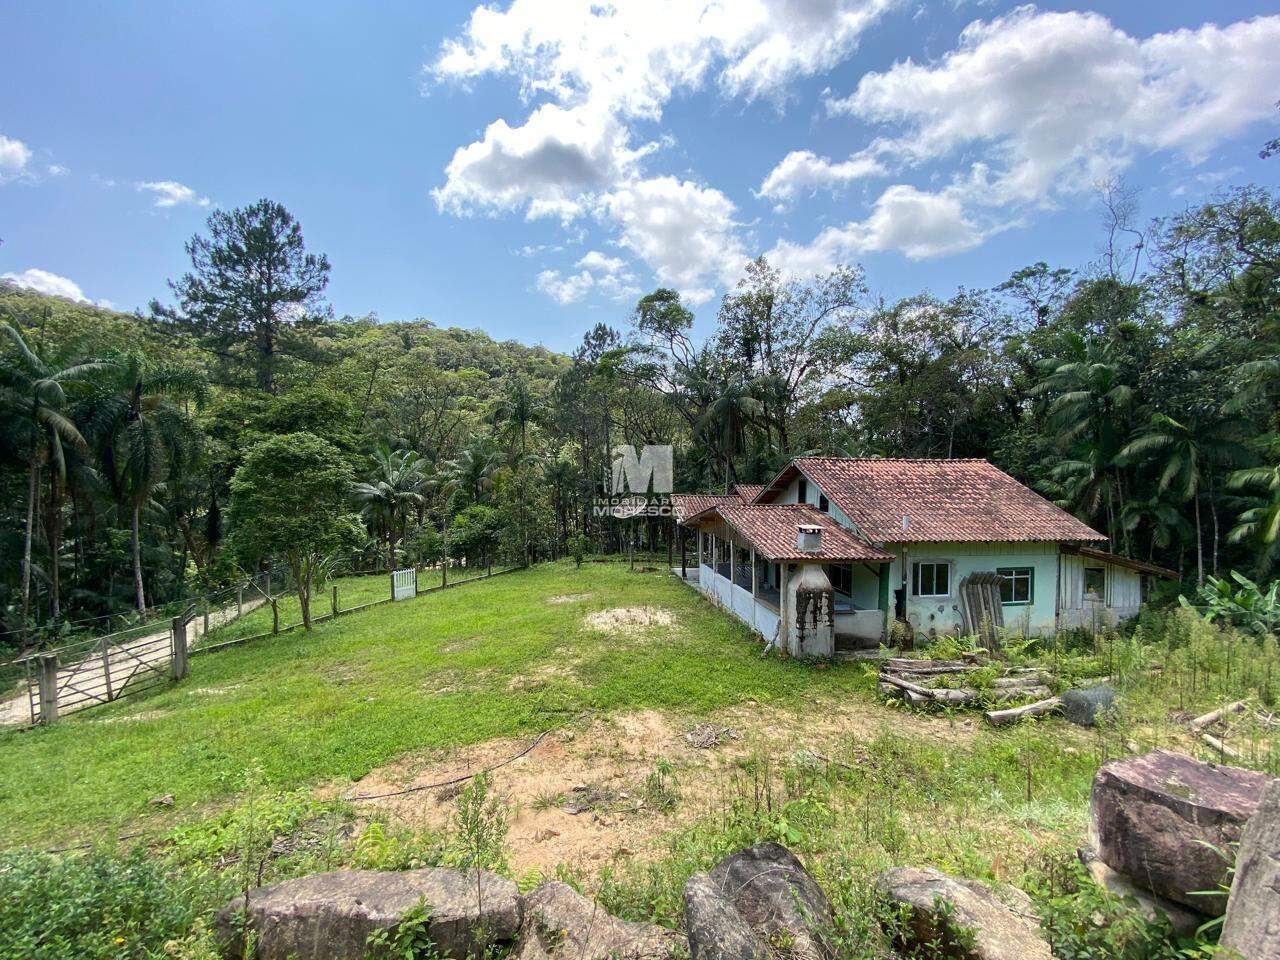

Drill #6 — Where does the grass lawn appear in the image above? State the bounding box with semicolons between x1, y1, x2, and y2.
0;561;867;847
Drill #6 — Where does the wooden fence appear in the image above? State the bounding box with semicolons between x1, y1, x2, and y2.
5;563;526;727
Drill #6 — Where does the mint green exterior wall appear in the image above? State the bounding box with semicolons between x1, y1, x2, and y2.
884;540;1061;637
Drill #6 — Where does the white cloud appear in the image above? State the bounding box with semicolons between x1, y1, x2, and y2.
826;8;1280;206
767;183;981;274
2;268;90;302
47;163;69;176
136;179;210;208
576;250;627;274
0;134;33;182
536;268;595;305
431;0;897;297
758;147;887;202
600;176;746;305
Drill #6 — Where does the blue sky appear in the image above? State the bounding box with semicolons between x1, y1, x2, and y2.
2;1;1279;352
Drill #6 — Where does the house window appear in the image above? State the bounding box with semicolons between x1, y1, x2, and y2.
912;561;951;597
997;567;1034;605
818;493;829;512
1083;566;1106;599
826;564;853;597
797;478;808;503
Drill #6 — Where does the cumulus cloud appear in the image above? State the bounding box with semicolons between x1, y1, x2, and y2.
767;184;982;274
758;147;886;202
600;176;747;305
136;180;210;208
535;248;641;305
825;8;1280;205
2;268;91;303
431;0;896;297
536;268;596;305
0;134;34;182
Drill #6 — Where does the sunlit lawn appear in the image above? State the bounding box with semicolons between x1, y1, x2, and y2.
0;561;869;847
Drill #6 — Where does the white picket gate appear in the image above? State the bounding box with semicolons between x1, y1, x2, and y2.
392;568;417;601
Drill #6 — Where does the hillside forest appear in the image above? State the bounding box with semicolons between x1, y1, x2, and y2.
2;184;1279;653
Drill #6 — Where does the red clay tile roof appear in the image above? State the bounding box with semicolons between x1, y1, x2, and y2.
761;457;1106;544
702;503;893;562
670;493;736;523
732;483;766;502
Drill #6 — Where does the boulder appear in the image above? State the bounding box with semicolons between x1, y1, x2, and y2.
1060;685;1116;727
1221;778;1280;959
214;868;521;960
1076;847;1202;937
1090;749;1273;915
875;866;1050;960
683;872;769;960
513;881;680;960
703;841;836;960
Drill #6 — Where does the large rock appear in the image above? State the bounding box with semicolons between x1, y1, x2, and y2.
1076;847;1202;937
214;868;521;960
1091;749;1273;915
875;866;1050;960
683;872;769;960
513;881;680;960
1221;778;1280;958
700;841;835;960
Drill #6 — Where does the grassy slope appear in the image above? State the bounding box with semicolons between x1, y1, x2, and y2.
0;562;866;846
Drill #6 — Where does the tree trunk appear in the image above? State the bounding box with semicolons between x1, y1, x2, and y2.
45;472;62;627
131;501;147;615
20;456;38;645
1194;494;1204;586
293;557;312;630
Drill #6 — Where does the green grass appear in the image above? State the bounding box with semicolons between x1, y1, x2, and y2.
0;562;864;847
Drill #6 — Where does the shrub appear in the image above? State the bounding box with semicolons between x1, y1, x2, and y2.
0;848;217;960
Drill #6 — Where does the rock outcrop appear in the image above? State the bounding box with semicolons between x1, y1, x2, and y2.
1220;778;1280;959
513;881;680;960
214;868;521;960
875;866;1051;960
1090;749;1272;915
681;842;836;960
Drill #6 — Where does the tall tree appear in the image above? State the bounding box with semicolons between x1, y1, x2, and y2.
351;444;427;570
0;322;108;635
156;199;330;394
83;354;208;614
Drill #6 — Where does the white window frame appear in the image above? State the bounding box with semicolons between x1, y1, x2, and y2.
996;566;1034;606
1083;565;1106;600
912;560;952;598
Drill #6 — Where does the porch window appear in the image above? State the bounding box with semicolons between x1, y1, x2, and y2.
997;566;1034;605
1083;565;1106;599
912;561;951;598
826;563;853;597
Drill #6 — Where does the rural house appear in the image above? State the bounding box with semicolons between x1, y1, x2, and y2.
672;458;1176;656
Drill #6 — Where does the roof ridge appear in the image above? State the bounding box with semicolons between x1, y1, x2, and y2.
795;456;993;464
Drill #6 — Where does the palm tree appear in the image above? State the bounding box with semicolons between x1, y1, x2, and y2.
1120;412;1251;583
1227;463;1280;576
0;322;110;636
441;438;498;508
693;376;761;491
1032;335;1135;545
351;444;428;570
492;377;541;461
83;354;207;615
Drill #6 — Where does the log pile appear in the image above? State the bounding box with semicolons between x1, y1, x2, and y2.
1188;700;1277;762
878;658;1051;709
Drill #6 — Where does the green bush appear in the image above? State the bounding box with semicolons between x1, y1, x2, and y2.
0;848;217;960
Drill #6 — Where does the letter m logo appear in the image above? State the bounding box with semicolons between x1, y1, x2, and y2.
610;444;673;495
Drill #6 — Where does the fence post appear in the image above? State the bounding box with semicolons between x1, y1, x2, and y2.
37;653;59;724
390;570;397;602
170;617;188;680
203;599;210;637
101;636;114;700
271;599;280;635
237;584;243;618
442;559;449;589
332;584;339;618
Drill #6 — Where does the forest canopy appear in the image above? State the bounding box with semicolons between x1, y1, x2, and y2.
2;183;1278;652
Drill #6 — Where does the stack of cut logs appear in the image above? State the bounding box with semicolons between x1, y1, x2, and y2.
1189;700;1275;761
878;657;1055;721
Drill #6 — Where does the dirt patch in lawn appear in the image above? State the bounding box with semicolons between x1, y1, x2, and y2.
583;607;675;635
335;695;978;875
548;594;592;605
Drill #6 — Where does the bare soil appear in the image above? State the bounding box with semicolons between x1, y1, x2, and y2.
583;607;676;634
337;696;978;875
